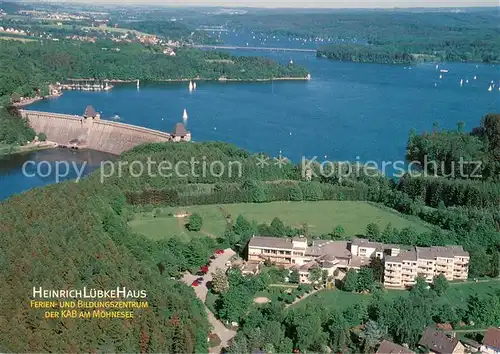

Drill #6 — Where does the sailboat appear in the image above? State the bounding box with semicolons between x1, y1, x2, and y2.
439;74;443;79
460;79;463;86
290;59;294;65
182;109;188;120
136;79;140;88
473;75;477;80
193;82;197;90
488;85;493;92
188;81;193;92
435;64;439;70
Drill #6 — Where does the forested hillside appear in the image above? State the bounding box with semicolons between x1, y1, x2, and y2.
0;106;35;146
0;40;308;102
202;9;500;64
0;180;210;352
406;114;500;180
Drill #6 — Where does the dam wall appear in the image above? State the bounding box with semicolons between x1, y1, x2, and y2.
20;110;173;155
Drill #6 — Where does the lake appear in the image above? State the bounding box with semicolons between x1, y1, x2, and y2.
1;48;498;199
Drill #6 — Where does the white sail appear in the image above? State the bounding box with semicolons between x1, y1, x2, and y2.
473;76;477;80
189;81;193;91
136;79;140;88
193;82;197;90
439;75;443;79
183;109;188;120
488;85;493;92
460;79;463;86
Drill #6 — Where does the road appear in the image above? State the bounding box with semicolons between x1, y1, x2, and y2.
191;44;317;53
182;248;237;353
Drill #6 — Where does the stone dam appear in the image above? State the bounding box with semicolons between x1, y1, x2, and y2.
20;109;189;155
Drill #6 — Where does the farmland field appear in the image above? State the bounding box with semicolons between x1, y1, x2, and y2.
129;201;430;241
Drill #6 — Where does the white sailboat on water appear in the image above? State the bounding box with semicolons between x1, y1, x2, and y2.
182;109;188;120
189;81;193;92
136;79;140;88
488;85;493;92
460;79;463;86
193;81;197;90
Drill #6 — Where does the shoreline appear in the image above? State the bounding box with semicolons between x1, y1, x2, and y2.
0;141;58;157
85;76;311;84
13;93;63;108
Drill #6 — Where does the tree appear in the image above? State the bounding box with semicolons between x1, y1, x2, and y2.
269;217;286;237
357;267;375;292
366;223;381;240
211;268;229;294
369;257;384;283
433;303;458;324
343;269;358;292
331;225;346;240
469;246;491;278
490;250;499;278
432;274;449;296
360;320;384;352
289;269;300;284
308;267;322;284
186;213;203;231
328;310;350;352
410;276;430;298
38;132;47;142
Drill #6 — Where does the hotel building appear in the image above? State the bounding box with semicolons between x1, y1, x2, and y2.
246;236;469;287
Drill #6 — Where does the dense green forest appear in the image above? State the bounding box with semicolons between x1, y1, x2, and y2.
0;181;211;352
0;107;35;146
198;9;500;64
406;114;500;180
0;40;308;101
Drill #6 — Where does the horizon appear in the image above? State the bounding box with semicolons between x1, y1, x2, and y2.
37;0;500;9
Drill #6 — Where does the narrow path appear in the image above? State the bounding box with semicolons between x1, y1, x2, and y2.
181;248;237;353
285;287;322;308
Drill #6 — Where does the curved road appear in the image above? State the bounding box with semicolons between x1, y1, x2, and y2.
182;249;237;353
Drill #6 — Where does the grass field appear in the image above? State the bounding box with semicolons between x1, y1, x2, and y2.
129;201;430;241
293;280;500;311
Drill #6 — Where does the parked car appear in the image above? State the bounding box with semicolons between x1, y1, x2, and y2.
191;278;203;287
215;249;224;255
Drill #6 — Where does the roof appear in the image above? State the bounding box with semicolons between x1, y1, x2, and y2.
418;327;459;354
248;236;296;250
306;240;352;259
376;340;414;354
386;249;418;263
173;122;188;136
83;105;97;117
436;323;453;331
417;246;469;259
483;327;500;350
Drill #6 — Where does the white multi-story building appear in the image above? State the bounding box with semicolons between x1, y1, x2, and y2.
247;235;469;288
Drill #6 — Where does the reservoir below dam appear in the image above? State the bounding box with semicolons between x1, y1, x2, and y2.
1;49;498;200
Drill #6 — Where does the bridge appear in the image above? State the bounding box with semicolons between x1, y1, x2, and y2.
20;109;189;155
191;44;317;53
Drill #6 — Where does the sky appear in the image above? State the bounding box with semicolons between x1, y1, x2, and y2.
67;0;499;8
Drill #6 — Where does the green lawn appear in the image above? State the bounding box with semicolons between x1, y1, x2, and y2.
292;287;406;310
129;201;430;241
293;280;500;311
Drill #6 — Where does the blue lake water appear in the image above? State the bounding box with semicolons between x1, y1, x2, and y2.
1;49;499;200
